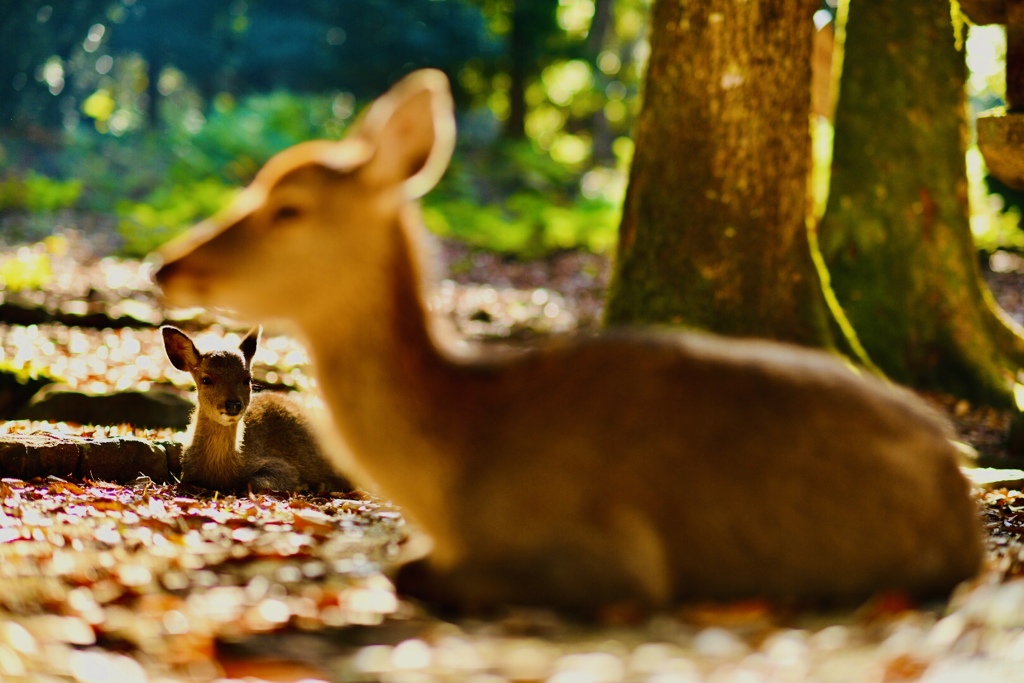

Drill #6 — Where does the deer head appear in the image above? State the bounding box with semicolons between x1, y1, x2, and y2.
153;69;455;324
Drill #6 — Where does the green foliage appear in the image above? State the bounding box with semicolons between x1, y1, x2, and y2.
1;0;637;262
973;206;1024;253
424;140;621;258
967;147;1024;253
0;172;82;213
0;359;57;387
4;77;626;262
0;0;110;128
115;179;238;258
103;92;624;259
424;194;617;256
105;0;496;102
169;91;352;184
0;249;53;292
111;91;352;257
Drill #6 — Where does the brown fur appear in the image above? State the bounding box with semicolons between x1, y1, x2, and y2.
162;326;351;494
155;70;983;612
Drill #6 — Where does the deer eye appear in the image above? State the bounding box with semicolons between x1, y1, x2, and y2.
271;205;302;224
201;376;213;386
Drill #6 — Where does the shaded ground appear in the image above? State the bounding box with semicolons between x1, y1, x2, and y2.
4;233;1024;681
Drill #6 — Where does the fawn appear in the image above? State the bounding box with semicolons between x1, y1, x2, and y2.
154;70;982;612
162;325;350;495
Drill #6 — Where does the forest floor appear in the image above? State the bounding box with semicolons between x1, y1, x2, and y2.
3;230;1024;682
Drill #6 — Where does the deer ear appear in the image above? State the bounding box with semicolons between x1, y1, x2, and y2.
240;326;261;367
358;69;455;199
162;326;200;372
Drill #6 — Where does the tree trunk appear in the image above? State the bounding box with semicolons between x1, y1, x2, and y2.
819;0;1024;406
504;0;558;140
605;0;833;347
586;0;616;164
145;55;164;129
505;2;528;140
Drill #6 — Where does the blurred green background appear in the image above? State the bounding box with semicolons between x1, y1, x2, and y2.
0;0;649;259
0;1;1017;260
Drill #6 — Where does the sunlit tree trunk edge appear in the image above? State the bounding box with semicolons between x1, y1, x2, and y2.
820;0;1024;407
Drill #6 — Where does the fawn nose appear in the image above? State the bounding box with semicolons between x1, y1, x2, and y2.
224;400;243;416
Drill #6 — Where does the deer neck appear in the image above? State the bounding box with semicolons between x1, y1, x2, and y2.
301;209;459;540
188;411;243;475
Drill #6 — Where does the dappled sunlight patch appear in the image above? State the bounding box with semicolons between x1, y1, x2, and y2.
0;475;407;679
432;280;577;340
0;323;315;395
4;433;1020;681
325;562;1024;683
0;419;178;442
0;237;615;399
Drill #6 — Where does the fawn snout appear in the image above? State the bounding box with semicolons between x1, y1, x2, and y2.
209;394;248;424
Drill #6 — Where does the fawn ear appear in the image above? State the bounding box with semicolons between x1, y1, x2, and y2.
162;326;200;372
358;69;455;199
240;326;261;367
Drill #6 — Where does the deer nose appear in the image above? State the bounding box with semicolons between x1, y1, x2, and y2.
224;400;243;416
153;259;175;286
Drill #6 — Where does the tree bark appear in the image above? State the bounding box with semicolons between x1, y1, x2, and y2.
504;0;559;140
605;0;832;347
586;0;616;165
505;1;529;140
819;0;1024;406
145;55;165;129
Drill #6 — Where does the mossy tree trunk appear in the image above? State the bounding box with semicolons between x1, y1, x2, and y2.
605;0;833;347
819;0;1024;406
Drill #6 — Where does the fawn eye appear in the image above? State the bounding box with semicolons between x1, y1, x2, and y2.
201;376;213;386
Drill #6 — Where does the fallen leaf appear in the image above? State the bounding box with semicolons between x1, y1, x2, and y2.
882;653;930;682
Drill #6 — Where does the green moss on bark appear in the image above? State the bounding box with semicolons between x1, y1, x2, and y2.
820;0;1024;406
605;0;832;347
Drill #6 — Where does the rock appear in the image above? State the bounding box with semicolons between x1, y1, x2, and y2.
17;385;193;429
155;440;184;480
0;437;31;479
0;433;78;480
0;433;181;483
35;438;80;479
79;437;170;483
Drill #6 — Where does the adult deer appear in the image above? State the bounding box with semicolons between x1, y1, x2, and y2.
155;70;981;613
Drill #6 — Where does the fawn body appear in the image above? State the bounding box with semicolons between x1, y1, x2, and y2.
162;326;350;494
155;71;982;611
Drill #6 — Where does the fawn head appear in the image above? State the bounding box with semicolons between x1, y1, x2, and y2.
153;69;455;322
162;326;260;426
